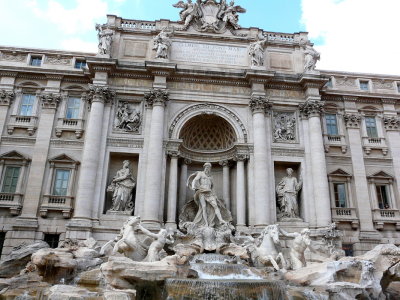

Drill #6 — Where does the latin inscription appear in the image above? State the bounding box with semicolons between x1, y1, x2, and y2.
171;42;248;66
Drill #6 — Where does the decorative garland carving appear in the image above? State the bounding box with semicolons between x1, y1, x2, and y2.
40;93;62;109
383;116;400;131
0;90;15;106
344;113;362;129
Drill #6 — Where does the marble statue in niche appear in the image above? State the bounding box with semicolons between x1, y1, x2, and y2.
153;29;173;59
273;112;296;143
303;43;320;72
107;160;136;213
248;38;267;67
114;102;142;133
95;24;114;56
276;168;302;220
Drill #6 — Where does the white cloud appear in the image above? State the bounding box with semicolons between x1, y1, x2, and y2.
60;38;98;53
301;0;400;75
27;0;109;35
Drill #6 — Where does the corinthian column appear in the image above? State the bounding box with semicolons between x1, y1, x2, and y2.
384;116;400;202
235;154;248;229
0;91;14;143
73;85;115;221
299;99;331;227
166;150;180;230
219;160;231;210
142;89;169;229
249;95;271;227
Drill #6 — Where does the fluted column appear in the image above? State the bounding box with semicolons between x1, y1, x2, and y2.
166;150;180;230
235;154;247;228
249;95;271;227
73;85;115;221
299;99;331;227
219;160;231;210
178;159;191;211
384;116;400;203
0;91;14;143
20;93;61;219
142;89;169;228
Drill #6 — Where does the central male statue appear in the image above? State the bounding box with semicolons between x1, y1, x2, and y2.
180;163;232;229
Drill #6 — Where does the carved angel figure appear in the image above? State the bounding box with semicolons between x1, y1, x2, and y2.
95;24;114;56
220;0;246;30
173;0;202;28
153;30;173;59
304;44;320;72
248;38;267;67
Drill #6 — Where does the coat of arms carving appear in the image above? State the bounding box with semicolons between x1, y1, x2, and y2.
173;0;246;33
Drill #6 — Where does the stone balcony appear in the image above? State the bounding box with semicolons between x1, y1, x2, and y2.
7;115;38;136
372;209;400;230
55;118;85;139
0;193;23;215
331;207;359;229
324;134;347;153
362;137;388;155
40;195;74;219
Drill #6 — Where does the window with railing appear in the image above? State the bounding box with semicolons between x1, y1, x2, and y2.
66;97;80;119
19;94;35;116
365;117;378;138
376;185;391;209
1;166;20;194
334;183;347;208
325;114;339;136
52;169;71;196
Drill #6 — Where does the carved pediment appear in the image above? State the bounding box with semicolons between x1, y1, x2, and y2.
0;151;30;162
329;169;352;177
368;171;393;180
49;154;79;164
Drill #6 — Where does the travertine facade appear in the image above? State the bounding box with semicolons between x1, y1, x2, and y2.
0;1;399;257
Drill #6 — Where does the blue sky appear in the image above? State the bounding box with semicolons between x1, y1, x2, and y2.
0;0;399;75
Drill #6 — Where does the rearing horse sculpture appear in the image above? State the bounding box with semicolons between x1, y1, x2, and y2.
250;224;287;271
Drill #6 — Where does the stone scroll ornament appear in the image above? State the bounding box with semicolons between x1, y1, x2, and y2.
172;0;246;33
114;102;142;133
273;112;296;143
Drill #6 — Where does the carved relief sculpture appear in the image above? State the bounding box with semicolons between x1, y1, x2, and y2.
276;168;302;220
219;0;246;30
173;0;202;29
107;160;136;213
303;44;320;72
114;102;142;133
153;29;173;59
248;38;267;67
273;112;296;143
96;24;114;56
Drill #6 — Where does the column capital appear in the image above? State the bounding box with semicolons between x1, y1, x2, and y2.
184;158;192;165
383;115;400;131
344;113;362;129
234;154;249;162
0;90;15;106
299;99;324;118
249;95;271;114
88;84;116;105
144;88;169;108
219;160;231;167
40;93;62;110
167;150;180;158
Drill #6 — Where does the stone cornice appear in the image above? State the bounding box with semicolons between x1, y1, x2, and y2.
145;61;176;77
249;95;271;114
40;93;62;109
88;85;116;105
344;113;362;129
299;100;324;118
144;88;169;107
0;90;15;106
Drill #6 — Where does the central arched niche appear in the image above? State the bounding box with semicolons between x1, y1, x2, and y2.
179;114;237;152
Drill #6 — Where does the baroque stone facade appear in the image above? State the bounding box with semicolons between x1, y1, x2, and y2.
0;1;399;257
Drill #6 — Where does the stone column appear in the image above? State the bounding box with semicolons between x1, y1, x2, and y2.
0;91;14;141
19;93;61;221
73;85;115;222
249;95;271;227
219;160;231;210
299;99;331;227
142;89;169;229
166;150;180;230
178;159;191;211
235;154;247;228
344;112;375;232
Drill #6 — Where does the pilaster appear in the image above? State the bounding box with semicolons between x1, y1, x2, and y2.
0;90;15;142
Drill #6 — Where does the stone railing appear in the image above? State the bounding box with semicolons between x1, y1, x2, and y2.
40;195;74;219
372;209;400;230
7;115;38;136
331;207;359;229
0;193;23;215
265;32;295;42
323;134;347;153
121;20;156;30
362;136;388;155
55;118;84;139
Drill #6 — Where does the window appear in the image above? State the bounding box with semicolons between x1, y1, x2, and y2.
66;97;80;119
342;244;354;257
44;234;60;249
30;56;42;66
74;60;86;69
365;117;378;138
52;169;71;196
334;183;347;208
19;94;35;116
325;114;339;136
397;83;400;93
325;78;333;88
376;185;391;209
360;80;369;91
1;166;20;194
0;232;5;259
